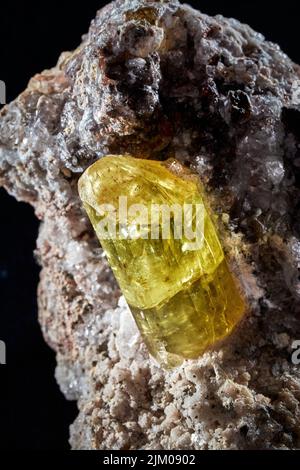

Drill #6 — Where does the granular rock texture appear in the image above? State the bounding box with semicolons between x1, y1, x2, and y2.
1;0;300;449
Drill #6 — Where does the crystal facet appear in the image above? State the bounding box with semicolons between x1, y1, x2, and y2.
78;156;245;367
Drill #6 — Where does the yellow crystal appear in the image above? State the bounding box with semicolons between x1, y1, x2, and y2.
78;155;245;368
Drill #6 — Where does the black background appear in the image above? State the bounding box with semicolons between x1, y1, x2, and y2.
0;0;300;451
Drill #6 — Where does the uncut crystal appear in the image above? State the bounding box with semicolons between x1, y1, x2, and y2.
78;156;245;367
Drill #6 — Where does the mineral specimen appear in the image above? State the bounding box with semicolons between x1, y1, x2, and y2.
1;0;300;451
79;155;245;367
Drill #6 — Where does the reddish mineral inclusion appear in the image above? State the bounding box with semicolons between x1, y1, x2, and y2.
78;155;245;367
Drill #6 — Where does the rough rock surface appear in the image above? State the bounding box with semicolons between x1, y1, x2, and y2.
1;0;300;449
